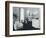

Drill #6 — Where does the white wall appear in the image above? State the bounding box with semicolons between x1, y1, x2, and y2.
0;0;46;38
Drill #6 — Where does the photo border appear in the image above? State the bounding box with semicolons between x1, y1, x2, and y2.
5;1;45;37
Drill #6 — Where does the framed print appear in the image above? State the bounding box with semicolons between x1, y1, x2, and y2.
5;1;45;37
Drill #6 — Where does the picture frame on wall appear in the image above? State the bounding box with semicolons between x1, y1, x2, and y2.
5;1;45;37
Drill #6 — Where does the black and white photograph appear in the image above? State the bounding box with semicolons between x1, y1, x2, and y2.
5;1;45;37
13;7;40;31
